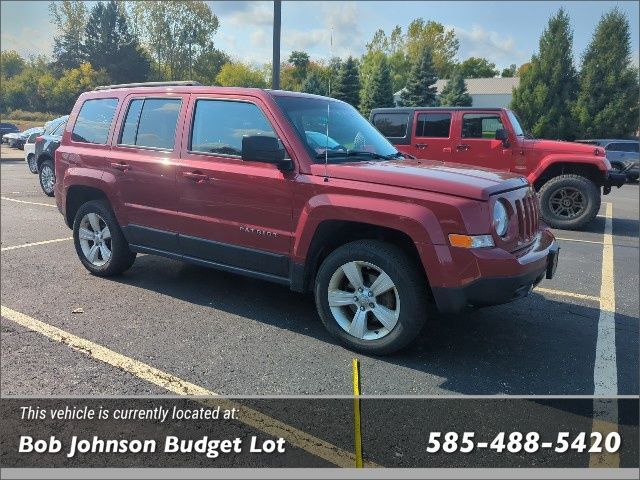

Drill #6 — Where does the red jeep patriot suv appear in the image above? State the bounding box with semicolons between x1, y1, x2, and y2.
371;107;626;230
55;82;559;354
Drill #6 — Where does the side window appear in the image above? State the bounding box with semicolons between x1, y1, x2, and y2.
72;98;118;144
372;113;409;138
119;99;143;146
119;98;181;150
190;100;276;156
607;142;638;153
52;121;67;136
461;114;504;139
27;133;39;143
416;113;451;138
605;143;624;152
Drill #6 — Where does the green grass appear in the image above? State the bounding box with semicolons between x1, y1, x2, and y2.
1;109;62;130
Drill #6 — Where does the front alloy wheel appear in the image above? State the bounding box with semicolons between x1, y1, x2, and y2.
314;240;428;355
548;187;585;219
538;174;600;230
328;261;400;340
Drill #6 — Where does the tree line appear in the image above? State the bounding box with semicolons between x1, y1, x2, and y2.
1;1;637;139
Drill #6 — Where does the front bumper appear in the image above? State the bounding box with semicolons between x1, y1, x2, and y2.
420;229;559;314
603;171;626;194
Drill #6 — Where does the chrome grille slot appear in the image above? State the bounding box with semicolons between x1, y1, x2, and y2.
524;196;533;237
515;199;524;237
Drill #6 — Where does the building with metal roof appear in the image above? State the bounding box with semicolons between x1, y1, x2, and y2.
394;77;520;108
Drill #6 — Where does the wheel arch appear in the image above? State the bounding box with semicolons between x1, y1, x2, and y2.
64;185;110;228
530;159;605;190
36;153;52;171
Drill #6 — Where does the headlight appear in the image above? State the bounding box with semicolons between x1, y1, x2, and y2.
493;201;508;237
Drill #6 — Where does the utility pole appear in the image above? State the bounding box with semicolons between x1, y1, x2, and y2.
272;1;281;89
188;40;192;80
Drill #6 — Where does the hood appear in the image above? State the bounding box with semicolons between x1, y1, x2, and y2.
321;159;529;200
525;138;601;155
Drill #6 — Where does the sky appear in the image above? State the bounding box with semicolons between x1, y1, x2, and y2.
1;1;638;71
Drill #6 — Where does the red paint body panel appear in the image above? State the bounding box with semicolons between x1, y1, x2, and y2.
56;87;557;308
380;107;610;184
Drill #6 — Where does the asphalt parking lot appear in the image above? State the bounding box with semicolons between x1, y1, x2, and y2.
1;143;638;397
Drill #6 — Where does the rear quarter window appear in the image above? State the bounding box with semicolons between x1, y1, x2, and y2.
372;113;409;138
72;98;118;144
119;98;181;150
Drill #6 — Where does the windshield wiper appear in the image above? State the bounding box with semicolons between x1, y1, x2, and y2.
315;150;403;160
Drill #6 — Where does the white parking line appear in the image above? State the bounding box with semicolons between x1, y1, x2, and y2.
1;237;73;252
1;196;56;208
590;202;618;468
0;305;375;468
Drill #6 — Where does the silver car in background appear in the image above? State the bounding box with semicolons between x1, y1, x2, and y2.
577;139;639;182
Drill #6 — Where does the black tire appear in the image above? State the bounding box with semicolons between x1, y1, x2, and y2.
27;154;38;174
73;200;136;276
314;240;428;355
538;174;600;230
38;158;55;197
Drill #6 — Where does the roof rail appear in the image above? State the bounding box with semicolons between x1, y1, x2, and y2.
94;81;203;91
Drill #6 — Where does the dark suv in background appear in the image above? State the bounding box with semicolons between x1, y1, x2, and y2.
0;122;19;142
35;115;68;196
576;139;639;182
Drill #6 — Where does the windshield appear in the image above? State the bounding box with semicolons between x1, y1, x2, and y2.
272;95;400;163
507;110;525;136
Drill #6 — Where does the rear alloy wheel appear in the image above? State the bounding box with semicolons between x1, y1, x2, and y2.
78;212;113;267
38;159;55;196
27;154;38;174
73;200;136;276
539;174;600;230
315;240;428;355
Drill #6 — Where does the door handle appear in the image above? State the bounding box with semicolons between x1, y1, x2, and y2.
456;144;470;151
110;162;130;171
183;171;209;183
415;143;428;149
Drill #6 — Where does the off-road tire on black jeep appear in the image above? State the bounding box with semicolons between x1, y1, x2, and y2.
73;200;136;276
539;174;600;230
314;239;428;355
38;158;55;196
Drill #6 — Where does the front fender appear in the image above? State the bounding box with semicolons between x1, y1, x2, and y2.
291;193;446;264
527;154;608;184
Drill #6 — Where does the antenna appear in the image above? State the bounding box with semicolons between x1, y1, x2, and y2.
324;27;333;182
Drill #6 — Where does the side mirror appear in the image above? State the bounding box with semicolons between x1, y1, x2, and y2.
241;135;292;171
495;128;509;146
